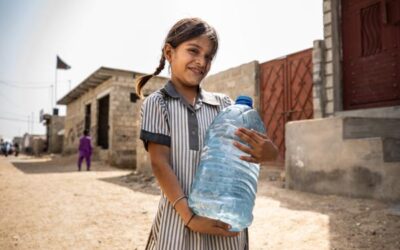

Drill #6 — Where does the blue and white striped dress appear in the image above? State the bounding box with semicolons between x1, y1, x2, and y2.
140;81;249;250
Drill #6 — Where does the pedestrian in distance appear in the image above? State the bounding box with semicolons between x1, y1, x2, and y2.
137;17;278;250
1;140;10;157
0;139;4;157
77;129;93;171
14;142;20;157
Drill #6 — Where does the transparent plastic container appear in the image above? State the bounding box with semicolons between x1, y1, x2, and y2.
189;96;266;231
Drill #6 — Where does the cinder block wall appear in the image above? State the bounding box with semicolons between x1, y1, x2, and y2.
49;116;65;153
312;0;341;118
64;74;167;169
202;61;260;111
110;75;166;168
109;76;137;167
63;78;114;155
322;0;342;115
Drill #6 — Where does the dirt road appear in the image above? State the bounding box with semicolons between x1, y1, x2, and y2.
0;155;399;249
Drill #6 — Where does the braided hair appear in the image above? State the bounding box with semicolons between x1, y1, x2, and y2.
135;17;219;98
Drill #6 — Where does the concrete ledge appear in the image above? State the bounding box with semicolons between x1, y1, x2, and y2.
343;117;400;139
336;105;400;119
285;117;400;201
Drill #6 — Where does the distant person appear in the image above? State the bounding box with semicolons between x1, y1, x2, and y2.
2;140;9;157
77;129;93;171
0;139;4;156
14;142;20;157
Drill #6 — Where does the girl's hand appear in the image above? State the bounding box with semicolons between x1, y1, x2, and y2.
187;215;239;237
234;128;278;163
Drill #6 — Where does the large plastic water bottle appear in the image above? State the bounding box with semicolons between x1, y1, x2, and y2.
189;96;266;232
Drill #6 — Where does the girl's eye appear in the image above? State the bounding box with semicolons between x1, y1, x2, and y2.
188;48;198;54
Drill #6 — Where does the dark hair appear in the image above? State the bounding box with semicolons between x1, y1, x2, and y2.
83;129;89;136
135;17;219;98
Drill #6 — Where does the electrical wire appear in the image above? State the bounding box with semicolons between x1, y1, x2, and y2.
0;81;52;89
0;116;40;124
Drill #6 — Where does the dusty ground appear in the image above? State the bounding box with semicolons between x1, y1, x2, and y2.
0;155;399;250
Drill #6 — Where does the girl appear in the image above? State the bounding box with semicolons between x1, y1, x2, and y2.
137;17;278;250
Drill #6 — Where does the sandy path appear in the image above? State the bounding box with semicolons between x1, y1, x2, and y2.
0;155;399;250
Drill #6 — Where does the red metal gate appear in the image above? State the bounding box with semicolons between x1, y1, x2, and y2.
260;49;314;162
342;0;400;110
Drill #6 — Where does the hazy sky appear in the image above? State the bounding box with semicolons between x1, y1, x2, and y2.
0;0;323;140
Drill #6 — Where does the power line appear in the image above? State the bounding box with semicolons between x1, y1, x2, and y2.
0;81;52;89
0;91;28;111
0;110;29;118
0;79;69;85
0;116;40;124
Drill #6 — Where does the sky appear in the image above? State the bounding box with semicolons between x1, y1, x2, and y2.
0;0;323;140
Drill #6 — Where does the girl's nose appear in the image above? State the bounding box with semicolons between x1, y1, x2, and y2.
195;56;207;68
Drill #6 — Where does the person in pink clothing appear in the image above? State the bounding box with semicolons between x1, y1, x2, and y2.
78;129;93;171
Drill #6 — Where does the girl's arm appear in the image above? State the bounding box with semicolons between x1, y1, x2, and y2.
148;142;239;237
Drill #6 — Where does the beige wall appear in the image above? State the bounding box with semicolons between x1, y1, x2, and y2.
285;117;400;201
63;73;167;168
202;61;260;111
48;116;65;153
63;78;114;155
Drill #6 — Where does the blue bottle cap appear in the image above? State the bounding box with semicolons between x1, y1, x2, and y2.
235;96;253;108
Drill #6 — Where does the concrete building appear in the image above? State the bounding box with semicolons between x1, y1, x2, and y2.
285;0;400;201
42;114;65;154
58;67;167;168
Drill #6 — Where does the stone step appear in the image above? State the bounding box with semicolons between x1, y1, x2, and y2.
343;117;400;140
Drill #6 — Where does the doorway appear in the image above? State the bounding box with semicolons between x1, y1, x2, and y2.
97;95;109;149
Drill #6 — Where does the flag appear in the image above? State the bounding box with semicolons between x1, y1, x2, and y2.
56;55;71;70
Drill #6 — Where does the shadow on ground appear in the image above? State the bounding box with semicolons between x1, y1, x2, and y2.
99;171;160;196
257;166;400;250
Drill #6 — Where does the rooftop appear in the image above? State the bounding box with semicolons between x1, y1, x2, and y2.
57;67;141;105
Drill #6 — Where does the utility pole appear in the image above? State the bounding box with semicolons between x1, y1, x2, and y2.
50;85;54;112
31;112;34;134
27;114;30;134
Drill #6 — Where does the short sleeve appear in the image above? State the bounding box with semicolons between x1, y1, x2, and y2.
213;93;234;110
221;95;234;108
140;93;171;151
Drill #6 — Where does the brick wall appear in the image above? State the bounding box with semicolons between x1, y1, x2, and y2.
110;75;166;168
321;0;342;115
202;61;260;111
48;116;65;153
63;78;113;155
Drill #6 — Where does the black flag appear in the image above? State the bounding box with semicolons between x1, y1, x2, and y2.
56;56;71;70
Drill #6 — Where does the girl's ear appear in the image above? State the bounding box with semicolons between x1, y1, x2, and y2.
164;43;174;63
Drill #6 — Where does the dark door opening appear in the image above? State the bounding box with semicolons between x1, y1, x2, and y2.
85;103;91;132
97;95;109;149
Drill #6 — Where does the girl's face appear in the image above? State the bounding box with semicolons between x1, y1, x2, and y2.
165;34;214;89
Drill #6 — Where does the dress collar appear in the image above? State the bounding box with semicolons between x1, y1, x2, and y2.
163;80;220;106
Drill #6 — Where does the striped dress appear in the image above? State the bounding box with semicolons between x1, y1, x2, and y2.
140;81;249;250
